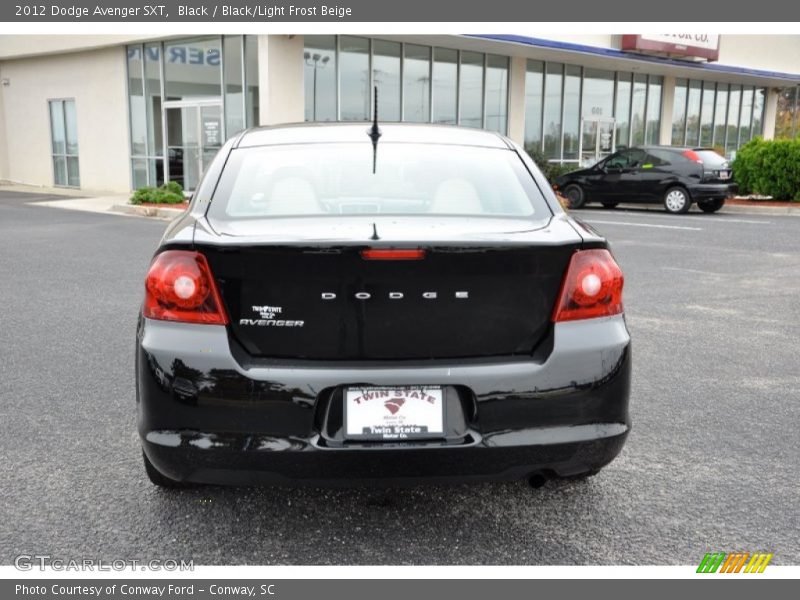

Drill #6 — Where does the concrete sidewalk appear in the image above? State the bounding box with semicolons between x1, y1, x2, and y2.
0;182;186;220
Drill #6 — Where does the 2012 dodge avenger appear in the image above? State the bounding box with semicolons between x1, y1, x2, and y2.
136;120;631;488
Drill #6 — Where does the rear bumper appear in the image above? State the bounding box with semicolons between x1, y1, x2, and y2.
690;183;737;200
137;315;631;485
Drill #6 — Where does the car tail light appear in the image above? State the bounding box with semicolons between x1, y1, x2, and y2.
682;149;703;164
361;248;426;260
143;250;229;325
552;249;624;322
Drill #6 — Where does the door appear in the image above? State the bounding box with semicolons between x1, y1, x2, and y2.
580;118;616;168
165;102;223;192
601;148;647;202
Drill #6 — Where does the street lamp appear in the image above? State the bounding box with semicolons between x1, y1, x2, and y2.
304;52;330;121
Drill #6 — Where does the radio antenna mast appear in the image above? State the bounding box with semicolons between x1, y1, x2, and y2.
367;85;381;174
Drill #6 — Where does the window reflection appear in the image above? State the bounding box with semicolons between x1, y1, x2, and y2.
485;55;509;134
304;35;336;122
433;48;458;125
403;44;431;123
339;36;370;121
524;60;544;151
459;51;484;129
372;40;401;121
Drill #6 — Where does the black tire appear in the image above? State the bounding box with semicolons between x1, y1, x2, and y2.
663;186;692;214
698;198;725;213
601;202;619;209
143;451;190;488
562;183;586;209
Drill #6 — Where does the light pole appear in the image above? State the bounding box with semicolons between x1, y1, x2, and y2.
304;52;330;122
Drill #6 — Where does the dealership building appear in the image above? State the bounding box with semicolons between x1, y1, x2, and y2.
0;33;798;194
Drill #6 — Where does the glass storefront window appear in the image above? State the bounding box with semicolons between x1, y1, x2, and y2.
144;44;163;159
752;89;766;137
245;35;260;127
583;69;614;120
700;81;716;147
630;74;647;146
223;36;245;136
127;47;146;157
672;79;688;146
49;99;79;188
163;38;222;101
739;86;754;144
524;60;544;151
372;40;401;121
459;51;484;129
685;80;702;146
615;73;632;148
432;48;458;125
339;36;370;121
304;35;336;122
562;65;581;160
726;85;741;154
542;63;563;158
775;86;799;139
644;76;662;145
403;44;431;123
485;55;509;134
713;83;729;147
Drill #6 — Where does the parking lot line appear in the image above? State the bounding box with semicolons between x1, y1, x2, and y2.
582;219;703;231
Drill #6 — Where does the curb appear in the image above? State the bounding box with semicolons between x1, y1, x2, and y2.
722;203;800;216
111;204;186;219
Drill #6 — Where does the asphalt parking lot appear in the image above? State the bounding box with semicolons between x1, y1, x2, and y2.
1;191;798;566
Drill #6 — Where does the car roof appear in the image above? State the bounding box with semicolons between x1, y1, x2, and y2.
236;122;511;149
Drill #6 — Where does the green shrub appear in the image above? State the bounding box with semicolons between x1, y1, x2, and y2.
161;180;184;196
732;137;800;200
130;187;158;205
525;146;579;183
129;182;186;205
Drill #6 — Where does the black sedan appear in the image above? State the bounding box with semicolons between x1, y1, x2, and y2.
554;146;736;214
137;123;631;488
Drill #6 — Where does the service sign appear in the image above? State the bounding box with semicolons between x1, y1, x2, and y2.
621;34;720;61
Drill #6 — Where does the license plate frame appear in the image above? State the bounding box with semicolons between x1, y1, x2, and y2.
343;386;446;441
719;170;731;180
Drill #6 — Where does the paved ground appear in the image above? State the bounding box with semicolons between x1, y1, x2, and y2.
1;192;798;566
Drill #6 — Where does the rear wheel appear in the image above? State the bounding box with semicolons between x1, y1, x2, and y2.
663;187;691;214
601;202;619;209
562;184;586;209
143;451;190;488
699;198;725;213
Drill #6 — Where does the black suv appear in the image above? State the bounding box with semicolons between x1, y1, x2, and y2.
555;146;736;214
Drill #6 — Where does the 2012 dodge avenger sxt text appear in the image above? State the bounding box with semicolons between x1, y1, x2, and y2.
136;120;631;488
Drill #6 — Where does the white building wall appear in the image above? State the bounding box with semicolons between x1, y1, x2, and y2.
0;46;130;192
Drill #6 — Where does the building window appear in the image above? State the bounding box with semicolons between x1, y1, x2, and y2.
303;35;336;122
644;76;663;145
432;48;458;125
126;36;259;191
339;36;370;121
404;44;431;123
303;36;508;134
523;60;544;152
372;40;401;121
485;55;509;134
458;51;484;128
776;86;800;139
671;78;767;156
49;99;79;188
525;64;661;162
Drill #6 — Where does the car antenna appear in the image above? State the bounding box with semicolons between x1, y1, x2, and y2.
367;85;381;174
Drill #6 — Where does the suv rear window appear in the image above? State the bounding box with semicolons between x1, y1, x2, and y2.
207;143;548;219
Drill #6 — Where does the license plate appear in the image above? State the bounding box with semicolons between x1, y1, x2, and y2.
344;386;445;440
719;170;731;180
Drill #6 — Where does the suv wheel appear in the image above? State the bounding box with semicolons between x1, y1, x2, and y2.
699;198;725;213
664;187;691;214
143;451;190;488
562;184;586;209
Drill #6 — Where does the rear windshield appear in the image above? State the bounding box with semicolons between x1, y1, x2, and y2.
695;150;729;168
207;143;547;219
